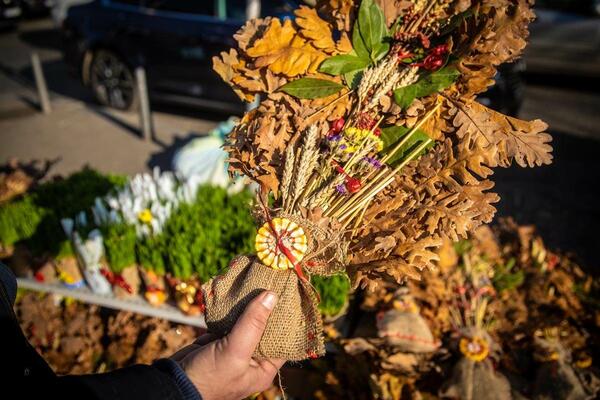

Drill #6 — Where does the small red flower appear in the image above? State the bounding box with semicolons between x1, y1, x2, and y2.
356;113;376;130
374;127;382;137
420;54;445;71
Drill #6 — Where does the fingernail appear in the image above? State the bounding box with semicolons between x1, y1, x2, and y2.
261;291;277;310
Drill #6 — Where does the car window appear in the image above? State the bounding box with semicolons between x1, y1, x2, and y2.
145;0;216;15
223;0;296;19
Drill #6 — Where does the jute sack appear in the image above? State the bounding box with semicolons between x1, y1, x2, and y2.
439;357;512;400
203;255;323;360
202;212;347;361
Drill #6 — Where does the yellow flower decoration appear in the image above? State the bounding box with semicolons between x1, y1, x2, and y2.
138;209;153;224
575;355;592;369
459;336;490;362
58;269;76;285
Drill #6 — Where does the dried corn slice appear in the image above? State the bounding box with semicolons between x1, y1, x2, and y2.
255;217;308;270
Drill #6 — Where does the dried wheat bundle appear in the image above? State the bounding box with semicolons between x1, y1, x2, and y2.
205;0;553;361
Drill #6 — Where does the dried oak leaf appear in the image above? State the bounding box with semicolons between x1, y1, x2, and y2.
454;0;534;97
317;0;355;32
336;31;353;53
450;99;553;167
375;0;413;27
374;236;397;255
295;6;337;53
246;18;327;77
234;17;272;52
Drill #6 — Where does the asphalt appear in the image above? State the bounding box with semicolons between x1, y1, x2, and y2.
0;17;598;271
0;18;225;176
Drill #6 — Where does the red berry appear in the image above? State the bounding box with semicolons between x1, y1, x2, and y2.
374;128;381;137
345;177;361;193
421;54;444;71
431;44;448;56
332;117;345;133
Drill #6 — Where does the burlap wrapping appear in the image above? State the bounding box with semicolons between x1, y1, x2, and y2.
377;309;439;353
202;211;347;361
440;329;510;400
439;357;512;400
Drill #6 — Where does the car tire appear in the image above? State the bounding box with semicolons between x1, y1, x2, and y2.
89;49;139;111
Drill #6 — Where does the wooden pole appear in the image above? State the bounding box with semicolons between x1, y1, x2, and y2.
31;52;51;114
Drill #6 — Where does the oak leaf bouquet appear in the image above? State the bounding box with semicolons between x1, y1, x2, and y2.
203;0;552;361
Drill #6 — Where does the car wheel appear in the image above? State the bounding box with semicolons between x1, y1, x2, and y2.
89;50;138;111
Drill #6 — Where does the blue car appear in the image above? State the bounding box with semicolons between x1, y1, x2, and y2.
61;0;297;111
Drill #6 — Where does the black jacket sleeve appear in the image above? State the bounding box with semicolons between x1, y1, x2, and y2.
1;264;200;400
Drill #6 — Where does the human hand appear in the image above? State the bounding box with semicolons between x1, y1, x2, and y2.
171;291;284;400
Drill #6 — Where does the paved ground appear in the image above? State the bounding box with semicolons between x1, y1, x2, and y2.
0;17;598;270
0;18;225;176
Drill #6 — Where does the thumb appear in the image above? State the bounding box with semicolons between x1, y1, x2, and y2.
225;290;278;360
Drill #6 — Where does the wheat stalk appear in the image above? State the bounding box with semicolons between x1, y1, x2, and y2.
289;125;319;211
366;66;419;111
281;145;296;212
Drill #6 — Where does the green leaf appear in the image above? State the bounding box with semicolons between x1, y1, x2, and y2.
393;66;460;108
352;22;370;60
393;84;419;109
371;41;390;62
380;125;433;165
344;69;364;89
357;0;387;60
313;274;350;317
280;78;344;99
319;54;370;75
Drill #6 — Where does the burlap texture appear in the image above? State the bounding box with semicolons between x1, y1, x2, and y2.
439;357;512;400
376;309;439;353
202;255;324;361
202;210;348;361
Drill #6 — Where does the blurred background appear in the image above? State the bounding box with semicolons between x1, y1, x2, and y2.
1;0;599;394
1;0;598;269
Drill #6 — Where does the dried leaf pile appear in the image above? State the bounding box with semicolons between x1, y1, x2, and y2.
15;293;199;375
293;220;599;399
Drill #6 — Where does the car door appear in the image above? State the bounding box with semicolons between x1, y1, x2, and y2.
137;0;241;107
91;0;147;61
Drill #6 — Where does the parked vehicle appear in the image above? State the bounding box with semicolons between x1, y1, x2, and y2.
20;0;52;15
0;0;22;29
48;0;92;27
61;0;523;115
61;0;297;112
525;0;600;78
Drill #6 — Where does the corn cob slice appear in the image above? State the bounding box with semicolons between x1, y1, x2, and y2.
255;217;308;270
